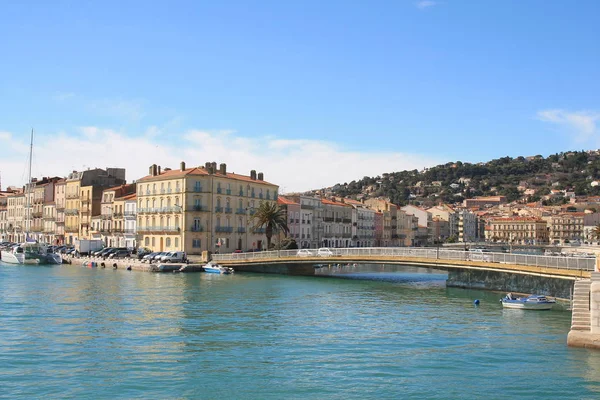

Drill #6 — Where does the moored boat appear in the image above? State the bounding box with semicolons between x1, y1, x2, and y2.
500;293;556;310
1;242;49;265
203;262;234;274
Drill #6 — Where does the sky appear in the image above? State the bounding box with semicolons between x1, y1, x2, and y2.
1;0;599;193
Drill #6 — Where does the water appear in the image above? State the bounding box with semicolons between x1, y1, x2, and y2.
1;262;600;399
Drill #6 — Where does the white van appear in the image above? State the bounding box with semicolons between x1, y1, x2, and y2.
160;251;186;263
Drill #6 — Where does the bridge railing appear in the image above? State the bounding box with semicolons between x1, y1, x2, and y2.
211;247;596;271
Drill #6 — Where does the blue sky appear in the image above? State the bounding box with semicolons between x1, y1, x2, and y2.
1;0;599;192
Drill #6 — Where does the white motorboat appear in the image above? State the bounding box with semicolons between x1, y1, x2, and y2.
203;262;234;274
1;242;49;265
500;293;556;310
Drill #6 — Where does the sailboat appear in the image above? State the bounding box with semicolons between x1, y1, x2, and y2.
1;130;56;265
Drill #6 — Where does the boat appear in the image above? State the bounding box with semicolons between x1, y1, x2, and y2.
500;293;556;310
203;262;234;274
1;242;50;264
45;251;63;264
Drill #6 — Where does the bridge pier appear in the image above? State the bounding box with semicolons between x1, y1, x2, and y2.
447;268;575;300
230;262;315;276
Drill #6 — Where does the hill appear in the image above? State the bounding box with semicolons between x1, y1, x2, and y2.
327;150;600;208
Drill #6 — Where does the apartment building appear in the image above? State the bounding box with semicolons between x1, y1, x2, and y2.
123;194;137;248
136;161;279;255
54;180;66;245
278;196;301;246
99;184;136;246
320;197;353;248
65;168;126;244
549;213;585;245
488;217;548;245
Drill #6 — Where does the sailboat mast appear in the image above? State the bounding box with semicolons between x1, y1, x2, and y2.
25;129;33;236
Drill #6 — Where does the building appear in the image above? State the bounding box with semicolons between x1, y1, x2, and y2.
123;194;137;248
463;196;507;209
65;168;126;244
549;213;585;245
487;217;548;245
320;197;353;248
136;161;279;255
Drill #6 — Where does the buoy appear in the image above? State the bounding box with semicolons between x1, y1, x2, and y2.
127;266;132;271
113;263;117;269
474;299;480;306
101;262;105;268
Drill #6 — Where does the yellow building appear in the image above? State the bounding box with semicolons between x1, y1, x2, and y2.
137;161;279;254
488;217;548;245
65;178;81;244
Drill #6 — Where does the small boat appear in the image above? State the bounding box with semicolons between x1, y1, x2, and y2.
45;250;63;264
203;262;234;274
500;293;556;310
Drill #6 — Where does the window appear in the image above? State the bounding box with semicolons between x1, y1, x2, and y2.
193;239;201;248
145;237;149;246
151;237;155;246
166;238;171;247
175;237;179;248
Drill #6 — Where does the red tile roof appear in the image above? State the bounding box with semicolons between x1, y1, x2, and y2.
278;196;298;206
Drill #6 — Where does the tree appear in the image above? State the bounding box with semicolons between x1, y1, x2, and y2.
251;202;289;249
593;224;600;242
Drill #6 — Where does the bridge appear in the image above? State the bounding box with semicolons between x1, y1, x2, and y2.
213;247;595;281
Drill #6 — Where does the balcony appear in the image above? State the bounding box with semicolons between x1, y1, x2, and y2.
342;218;352;223
55;204;65;211
33;198;44;204
190;226;204;232
43;216;56;221
193;186;202;193
217;187;222;194
259;193;263;199
239;190;244;196
80;197;91;203
101;214;112;220
215;226;233;233
249;209;256;216
55;220;65;225
65;209;79;216
323;217;334;222
253;227;266;234
236;208;246;215
113;213;123;218
301;204;315;210
124;211;136;217
237;227;246;233
99;228;111;233
226;189;232;195
215;206;224;213
32;211;43;218
191;205;206;212
138;226;181;234
66;193;79;199
224;207;233;214
65;226;79;233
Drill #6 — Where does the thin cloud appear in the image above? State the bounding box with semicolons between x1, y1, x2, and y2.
415;1;437;10
0;127;444;193
86;98;146;122
537;109;600;144
52;91;76;101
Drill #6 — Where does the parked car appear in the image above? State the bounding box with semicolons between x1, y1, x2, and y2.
160;251;186;263
152;252;169;262
109;249;131;259
297;249;314;257
317;248;334;257
142;252;159;263
136;248;152;260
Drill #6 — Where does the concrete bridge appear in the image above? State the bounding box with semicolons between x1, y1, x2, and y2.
213;247;594;298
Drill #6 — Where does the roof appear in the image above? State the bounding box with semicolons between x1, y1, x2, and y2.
115;193;137;201
278;196;299;206
321;198;352;207
137;166;277;186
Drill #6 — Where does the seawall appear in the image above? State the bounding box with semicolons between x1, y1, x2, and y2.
447;268;574;299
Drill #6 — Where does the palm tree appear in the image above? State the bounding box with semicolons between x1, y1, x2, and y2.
251;202;289;250
593;224;600;242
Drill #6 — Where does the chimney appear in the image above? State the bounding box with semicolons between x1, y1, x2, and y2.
257;172;264;181
204;162;211;172
211;162;217;174
250;170;257;180
220;163;227;175
150;164;157;176
157;166;161;175
180;161;186;171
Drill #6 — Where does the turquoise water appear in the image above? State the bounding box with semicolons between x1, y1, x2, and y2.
1;262;600;399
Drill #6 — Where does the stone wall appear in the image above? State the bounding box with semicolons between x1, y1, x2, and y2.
447;268;574;299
